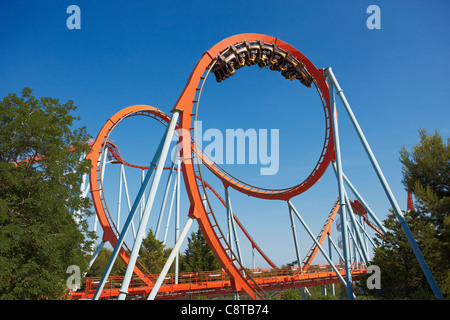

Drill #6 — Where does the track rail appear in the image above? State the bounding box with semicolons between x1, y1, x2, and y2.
102;139;277;269
174;33;335;299
86;105;171;285
83;34;386;300
69;263;367;300
188;35;334;200
86;104;276;296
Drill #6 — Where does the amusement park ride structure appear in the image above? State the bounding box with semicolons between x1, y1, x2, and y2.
70;34;444;300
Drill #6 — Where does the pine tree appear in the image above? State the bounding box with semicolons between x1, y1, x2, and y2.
399;129;450;297
139;229;169;274
360;129;449;299
400;128;449;230
182;228;221;272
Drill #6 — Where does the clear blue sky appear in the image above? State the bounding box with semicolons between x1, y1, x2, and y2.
1;1;449;267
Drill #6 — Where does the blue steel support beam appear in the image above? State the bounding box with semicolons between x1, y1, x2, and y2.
118;110;180;300
148;217;194;300
288;204;303;271
337;173;370;263
327;72;354;300
88;241;105;269
224;187;243;264
328;235;336;296
325;67;444;300
155;161;176;238
174;150;181;284
287;201;350;291
92;124;168;300
332;162;387;235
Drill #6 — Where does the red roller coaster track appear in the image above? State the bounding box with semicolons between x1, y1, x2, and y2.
174;33;334;299
11;30;442;300
71;34;394;300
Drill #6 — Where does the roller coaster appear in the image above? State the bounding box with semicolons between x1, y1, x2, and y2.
68;34;444;300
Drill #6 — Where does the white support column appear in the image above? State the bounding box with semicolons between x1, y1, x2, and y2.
288;203;302;272
155;161;175;239
224;187;242;264
288;201;350;292
118;111;180;300
346;222;365;265
88;241;105;269
140;169;145;219
327;70;353;299
325;67;443;300
331;165;370;263
252;247;256;270
332;162;386;234
148;218;194;300
174;152;181;285
121;166;136;238
328;234;345;262
225;188;233;252
163;174;178;244
92;214;98;238
93;123;169;300
117;163;124;231
328;235;336;296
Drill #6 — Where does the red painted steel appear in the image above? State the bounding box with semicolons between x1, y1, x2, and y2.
302;199;384;272
173;33;334;299
82;35;380;300
176;34;334;201
101;137;277;269
68;264;367;300
86;104;276;296
86;105;171;285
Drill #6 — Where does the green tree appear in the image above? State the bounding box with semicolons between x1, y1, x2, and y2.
400;129;449;297
360;129;449;299
139;229;171;274
362;210;440;299
86;246;126;278
182;228;221;272
0;88;94;299
400;128;449;229
276;289;302;300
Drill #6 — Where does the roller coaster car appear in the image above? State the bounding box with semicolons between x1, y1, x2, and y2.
211;40;313;87
213;54;233;82
243;40;261;66
227;44;246;69
257;41;273;68
269;44;288;71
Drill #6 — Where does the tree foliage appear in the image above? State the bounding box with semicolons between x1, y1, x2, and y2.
400;128;450;228
182;228;221;272
0;88;94;299
138;229;171;274
400;129;450;297
360;129;449;299
86;246;126;278
361;210;440;299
